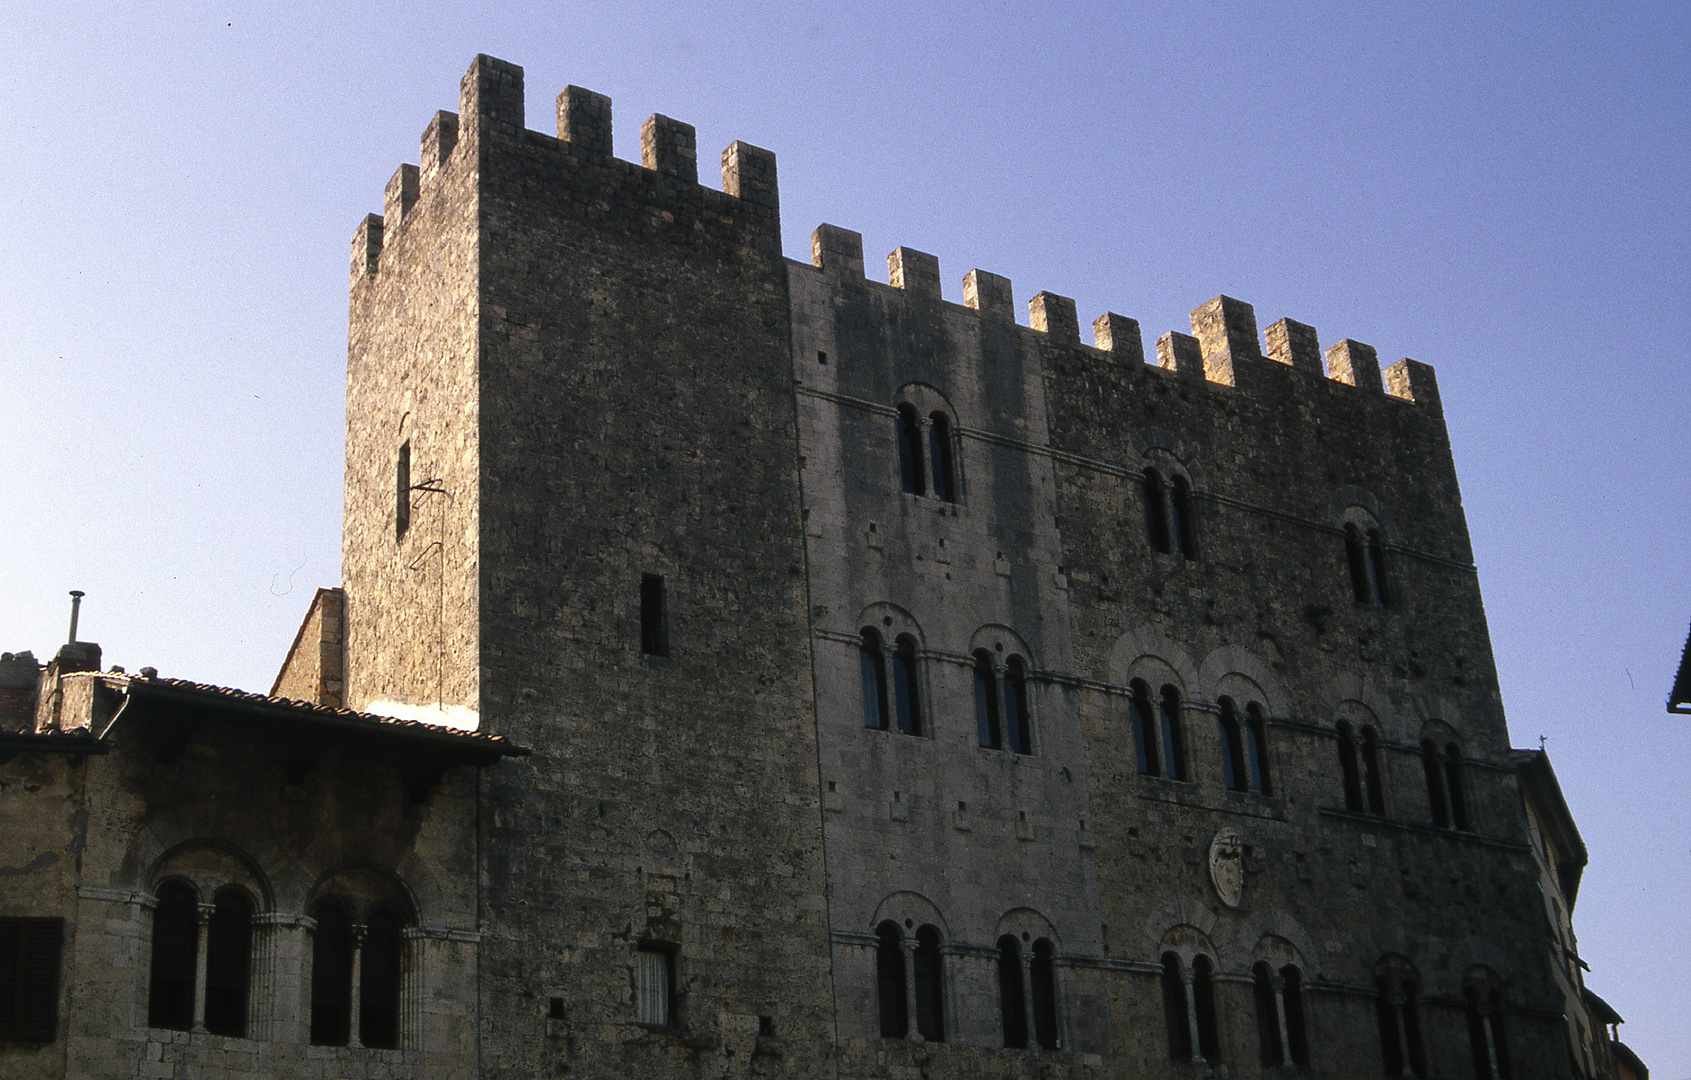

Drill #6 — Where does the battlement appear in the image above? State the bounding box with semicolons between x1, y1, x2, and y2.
353;55;779;278
803;222;1440;410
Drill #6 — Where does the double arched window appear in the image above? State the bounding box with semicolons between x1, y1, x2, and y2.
874;921;945;1042
1252;961;1309;1067
1375;957;1428;1077
147;881;255;1037
308;879;411;1050
1143;468;1198;559
1161;952;1219;1062
1218;697;1272;795
1337;720;1385;814
973;651;1032;754
860;629;924;736
1345;522;1392;607
995;935;1059;1050
1422;735;1470;830
1465;969;1514;1080
1130;681;1186;780
895;405;958;502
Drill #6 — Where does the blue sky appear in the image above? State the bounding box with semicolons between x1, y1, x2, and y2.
1;2;1686;1072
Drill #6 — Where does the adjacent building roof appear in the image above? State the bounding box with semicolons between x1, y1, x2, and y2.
1670;620;1691;713
1513;748;1587;909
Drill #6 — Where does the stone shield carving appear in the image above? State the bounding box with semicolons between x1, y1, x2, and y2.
1209;829;1245;908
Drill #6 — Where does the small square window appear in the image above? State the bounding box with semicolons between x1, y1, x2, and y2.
636;943;677;1027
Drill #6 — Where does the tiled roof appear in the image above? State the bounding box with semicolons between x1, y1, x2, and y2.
121;674;527;757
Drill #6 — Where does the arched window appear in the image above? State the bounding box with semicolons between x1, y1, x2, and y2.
203;889;253;1038
875;922;907;1039
973;651;1002;749
1361;726;1386;815
1346;524;1372;603
1030;938;1059;1050
147;881;198;1031
1445;742;1469;830
996;935;1027;1049
1281;964;1309;1068
1004;656;1032;755
1466;979;1513;1080
1143;469;1171;554
892;635;923;736
896;405;926;496
1375;963;1428;1078
309;902;355;1046
1159;685;1186;781
1368;528;1392;608
360;909;404;1050
1337;721;1364;811
1170;475;1198;559
1130;680;1159;776
1423;739;1451;827
1253;962;1283;1065
912;925;944;1042
1192;954;1220;1062
927;412;956;502
1161;953;1191;1059
1246;703;1273;796
1219;697;1248;792
860;629;889;731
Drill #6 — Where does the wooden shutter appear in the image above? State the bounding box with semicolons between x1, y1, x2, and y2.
0;917;64;1042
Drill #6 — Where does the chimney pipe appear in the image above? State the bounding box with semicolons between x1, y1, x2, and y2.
67;590;85;644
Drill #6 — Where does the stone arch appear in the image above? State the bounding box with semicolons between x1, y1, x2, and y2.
1146;894;1218;956
1108;629;1199;692
857;601;925;650
1155;923;1219;969
1329;486;1399;543
993;907;1061;953
1199;644;1291;719
1132;428;1209;491
308;862;419;925
969;623;1036;670
148;840;273;911
1405;693;1467;739
1324;672;1401;736
1229;909;1317;970
870;890;950;940
896;381;958;425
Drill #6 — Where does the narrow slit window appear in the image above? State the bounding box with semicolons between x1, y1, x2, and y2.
309;903;354;1046
892;635;923;736
861;630;889;730
996;935;1027;1048
928;412;956;502
636;943;677;1028
1281;965;1309;1067
0;917;63;1043
1005;656;1032;755
1130;680;1159;776
1246;703;1272;796
1219;697;1247;792
973;651;1002;749
1345;524;1371;603
896;405;926;496
1368;528;1392;607
1030;938;1059;1050
360;909;403;1049
1338;722;1363;812
1159;685;1186;781
912;926;945;1043
396;440;411;541
148;881;198;1032
1161;953;1191;1059
875;922;907;1039
1143;469;1171;554
1361;726;1386;815
640;574;668;657
1253;962;1283;1065
1445;743;1470;830
1192;955;1220;1062
1171;475;1198;559
1423;740;1450;827
203;889;253;1038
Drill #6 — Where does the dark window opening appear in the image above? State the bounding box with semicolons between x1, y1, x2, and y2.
1423;740;1450;828
396;441;411;541
1005;656;1032;755
1282;965;1309;1067
1220;697;1247;792
309;903;354;1046
1130;680;1158;776
548;997;567;1020
875;922;907;1039
996;936;1027;1049
1192;954;1220;1061
860;629;889;731
1171;475;1198;559
928;412;956;502
1338;721;1364;812
1368;528;1392;607
1246;703;1273;795
1253;962;1283;1065
1159;685;1186;781
636;942;677;1028
1377;973;1427;1077
1161;953;1191;1059
640;574;669;657
973;651;1001;749
897;405;925;496
1445;743;1469;830
1143;469;1171;554
1030;938;1059;1050
360;909;403;1049
203;889;253;1038
1361;726;1386;815
148;881;198;1032
912;925;945;1042
0;917;63;1043
1346;524;1371;603
892;636;923;736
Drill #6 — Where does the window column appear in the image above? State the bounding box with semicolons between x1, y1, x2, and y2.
347;922;366;1050
190;902;213;1033
1020;946;1038;1050
1183;964;1205;1064
901;936;921;1042
1390;989;1415;1078
1270;971;1293;1067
